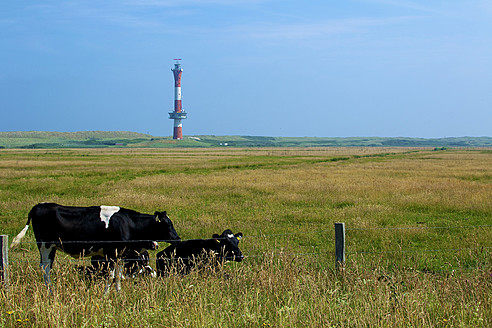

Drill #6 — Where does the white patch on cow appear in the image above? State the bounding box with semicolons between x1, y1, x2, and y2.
227;234;234;239
100;206;120;229
137;266;157;278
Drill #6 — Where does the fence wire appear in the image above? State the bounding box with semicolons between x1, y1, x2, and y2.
346;224;492;231
6;224;492;248
7;245;491;265
4;224;491;270
9;224;492;246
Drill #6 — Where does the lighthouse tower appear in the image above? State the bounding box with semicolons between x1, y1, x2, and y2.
169;59;187;139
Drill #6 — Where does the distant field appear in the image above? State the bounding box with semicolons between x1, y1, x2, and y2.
0;147;490;327
1;131;492;148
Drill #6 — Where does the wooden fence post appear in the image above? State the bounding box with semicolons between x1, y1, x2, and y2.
335;223;345;270
0;235;8;288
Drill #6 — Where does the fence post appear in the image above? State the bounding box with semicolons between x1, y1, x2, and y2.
335;223;345;270
0;235;8;288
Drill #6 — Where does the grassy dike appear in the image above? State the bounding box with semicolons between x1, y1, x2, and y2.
0;147;490;327
1;131;492;148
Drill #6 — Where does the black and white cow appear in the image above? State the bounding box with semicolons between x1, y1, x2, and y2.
156;229;243;275
11;202;180;291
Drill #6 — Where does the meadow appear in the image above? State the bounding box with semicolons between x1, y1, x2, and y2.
0;147;490;327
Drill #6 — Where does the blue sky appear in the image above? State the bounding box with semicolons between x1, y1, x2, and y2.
1;0;491;138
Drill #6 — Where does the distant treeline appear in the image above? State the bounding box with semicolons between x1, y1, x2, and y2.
0;131;491;148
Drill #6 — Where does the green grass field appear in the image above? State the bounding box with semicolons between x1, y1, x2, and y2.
0;147;490;327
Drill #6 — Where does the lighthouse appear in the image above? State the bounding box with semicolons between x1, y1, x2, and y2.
169;59;187;139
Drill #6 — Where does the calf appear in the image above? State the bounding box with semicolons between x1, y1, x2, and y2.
156;229;243;275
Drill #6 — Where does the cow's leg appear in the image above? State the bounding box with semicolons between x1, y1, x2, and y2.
103;259;123;294
104;262;115;294
114;261;122;292
39;242;56;287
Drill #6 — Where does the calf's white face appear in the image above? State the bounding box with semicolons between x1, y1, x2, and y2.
100;206;120;228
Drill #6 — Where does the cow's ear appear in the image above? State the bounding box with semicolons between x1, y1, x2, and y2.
154;212;161;222
212;233;221;243
235;232;243;241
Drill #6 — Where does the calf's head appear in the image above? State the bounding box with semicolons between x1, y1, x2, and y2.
213;229;244;262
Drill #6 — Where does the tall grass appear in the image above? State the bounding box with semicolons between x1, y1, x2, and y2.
0;148;491;327
2;253;490;327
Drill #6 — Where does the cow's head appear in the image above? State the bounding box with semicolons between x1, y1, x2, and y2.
154;211;181;244
213;229;244;262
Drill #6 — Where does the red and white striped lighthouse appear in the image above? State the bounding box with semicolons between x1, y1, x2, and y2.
169;59;187;139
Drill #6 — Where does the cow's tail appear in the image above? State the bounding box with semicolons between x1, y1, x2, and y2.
11;214;32;249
